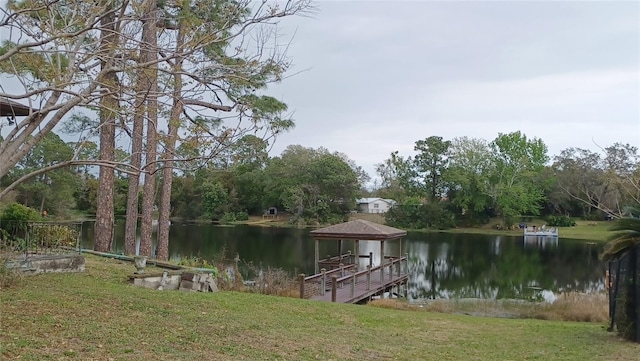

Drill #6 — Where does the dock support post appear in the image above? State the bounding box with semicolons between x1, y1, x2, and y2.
369;252;373;268
355;240;360;270
320;268;326;295
331;275;337;302
405;253;409;275
380;263;384;283
350;273;355;298
366;265;371;290
299;274;305;299
314;239;319;274
389;260;393;279
339;263;344;289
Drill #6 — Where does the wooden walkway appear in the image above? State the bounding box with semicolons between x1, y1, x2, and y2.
299;256;409;304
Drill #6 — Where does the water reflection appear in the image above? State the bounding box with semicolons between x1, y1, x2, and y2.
81;222;605;301
407;233;605;301
523;235;559;249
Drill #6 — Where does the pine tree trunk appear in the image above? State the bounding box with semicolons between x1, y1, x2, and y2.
156;26;184;261
138;0;158;257
94;6;118;252
123;65;146;256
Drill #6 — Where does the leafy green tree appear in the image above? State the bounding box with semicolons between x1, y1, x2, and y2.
5;133;78;217
74;178;99;215
374;152;407;201
488;131;548;227
376;137;450;202
444;137;493;224
385;196;454;230
413;136;451;202
201;181;230;220
553;144;639;219
552;148;608;218
170;174;203;219
227;136;270;214
264;146;362;224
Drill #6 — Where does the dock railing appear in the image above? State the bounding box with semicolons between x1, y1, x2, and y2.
318;251;354;270
299;263;356;299
299;254;408;302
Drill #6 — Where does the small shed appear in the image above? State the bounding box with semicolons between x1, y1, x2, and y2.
309;219;407;274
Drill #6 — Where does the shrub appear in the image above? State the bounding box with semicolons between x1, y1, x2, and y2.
220;212;236;224
545;215;576;227
30;223;79;249
220;212;250;224
0;202;40;235
235;211;249;221
244;263;298;297
385;200;455;230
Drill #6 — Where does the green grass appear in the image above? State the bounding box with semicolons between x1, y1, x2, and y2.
425;219;613;242
1;256;639;360
348;214;616;242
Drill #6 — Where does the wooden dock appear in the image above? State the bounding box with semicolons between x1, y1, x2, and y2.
299;255;409;304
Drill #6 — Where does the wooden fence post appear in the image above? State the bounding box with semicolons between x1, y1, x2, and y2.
367;265;371;290
299;274;305;299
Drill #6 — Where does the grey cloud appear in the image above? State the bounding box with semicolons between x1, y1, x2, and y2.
268;1;639;178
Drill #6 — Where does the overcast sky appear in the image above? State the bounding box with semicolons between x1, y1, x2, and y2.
267;0;640;179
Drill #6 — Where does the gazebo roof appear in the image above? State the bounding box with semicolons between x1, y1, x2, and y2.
0;98;34;117
310;219;407;241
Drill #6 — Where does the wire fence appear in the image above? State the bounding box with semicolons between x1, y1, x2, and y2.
608;243;640;342
0;221;83;259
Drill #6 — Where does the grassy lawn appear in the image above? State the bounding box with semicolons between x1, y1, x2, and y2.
437;220;614;242
1;256;639;360
348;214;615;242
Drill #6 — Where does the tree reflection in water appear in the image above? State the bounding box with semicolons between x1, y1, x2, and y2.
81;223;605;301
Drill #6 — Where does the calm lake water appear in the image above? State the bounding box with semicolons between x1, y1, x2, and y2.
81;221;605;302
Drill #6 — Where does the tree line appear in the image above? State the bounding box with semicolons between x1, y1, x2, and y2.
374;133;639;229
0;131;365;224
2;128;637;231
